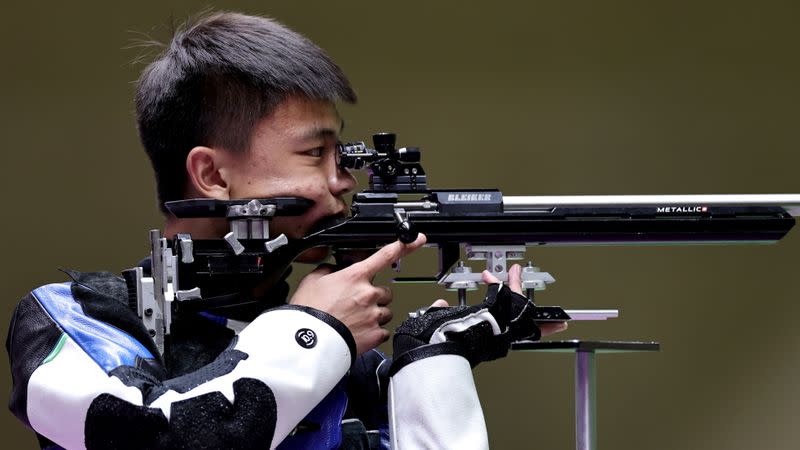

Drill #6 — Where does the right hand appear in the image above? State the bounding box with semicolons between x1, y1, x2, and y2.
290;234;427;355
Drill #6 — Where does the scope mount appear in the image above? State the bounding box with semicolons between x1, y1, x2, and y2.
337;132;427;192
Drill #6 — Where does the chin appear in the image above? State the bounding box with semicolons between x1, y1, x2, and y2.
294;246;331;263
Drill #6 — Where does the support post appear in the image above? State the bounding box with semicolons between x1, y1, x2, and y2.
575;350;597;450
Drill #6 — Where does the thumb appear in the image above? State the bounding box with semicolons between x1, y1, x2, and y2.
299;263;335;285
430;299;449;308
482;270;502;284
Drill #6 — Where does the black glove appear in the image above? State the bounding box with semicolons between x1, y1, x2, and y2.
392;283;540;368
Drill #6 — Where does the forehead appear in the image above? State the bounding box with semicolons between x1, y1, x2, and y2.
256;96;343;143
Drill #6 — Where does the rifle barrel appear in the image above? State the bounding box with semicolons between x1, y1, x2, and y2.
503;194;800;216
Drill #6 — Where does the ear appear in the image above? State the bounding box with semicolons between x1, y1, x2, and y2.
185;146;233;200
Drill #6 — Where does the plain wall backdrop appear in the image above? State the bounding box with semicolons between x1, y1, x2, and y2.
1;1;798;448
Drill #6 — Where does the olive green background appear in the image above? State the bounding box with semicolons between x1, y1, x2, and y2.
2;1;798;448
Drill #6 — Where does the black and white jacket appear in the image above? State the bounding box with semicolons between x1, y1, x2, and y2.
7;270;489;449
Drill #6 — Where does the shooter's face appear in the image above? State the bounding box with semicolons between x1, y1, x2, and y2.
225;96;356;262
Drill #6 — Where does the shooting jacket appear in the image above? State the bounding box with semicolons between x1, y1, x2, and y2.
7;268;489;449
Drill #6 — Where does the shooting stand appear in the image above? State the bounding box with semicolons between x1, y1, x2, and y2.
512;340;660;450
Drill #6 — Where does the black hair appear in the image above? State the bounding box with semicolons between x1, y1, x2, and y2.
135;12;357;213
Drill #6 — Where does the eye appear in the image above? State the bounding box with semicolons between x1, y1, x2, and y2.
305;147;324;158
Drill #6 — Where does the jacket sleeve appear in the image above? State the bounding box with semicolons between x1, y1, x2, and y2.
386;344;489;450
6;282;355;450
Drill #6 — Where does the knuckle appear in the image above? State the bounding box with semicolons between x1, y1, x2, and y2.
376;286;393;302
355;292;373;307
372;307;393;326
368;286;384;301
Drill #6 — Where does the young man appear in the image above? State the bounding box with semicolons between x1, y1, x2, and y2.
7;12;565;449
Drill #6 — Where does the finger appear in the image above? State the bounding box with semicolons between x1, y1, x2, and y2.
347;233;427;278
358;328;391;355
507;264;523;295
380;328;391;344
430;299;449;308
539;321;568;337
298;263;335;284
481;270;501;284
375;286;393;306
377;306;393;326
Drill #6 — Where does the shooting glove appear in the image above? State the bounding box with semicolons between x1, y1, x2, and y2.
386;284;539;450
392;283;540;368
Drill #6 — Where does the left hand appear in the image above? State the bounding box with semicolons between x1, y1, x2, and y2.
482;264;568;337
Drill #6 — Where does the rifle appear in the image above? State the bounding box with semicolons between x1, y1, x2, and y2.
131;132;800;354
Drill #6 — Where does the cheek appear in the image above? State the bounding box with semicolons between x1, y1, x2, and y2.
303;181;329;199
240;174;328;201
281;178;330;206
232;177;285;199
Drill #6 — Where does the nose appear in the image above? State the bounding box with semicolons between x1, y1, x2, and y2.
329;158;357;197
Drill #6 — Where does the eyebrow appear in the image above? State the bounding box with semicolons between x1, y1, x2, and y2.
297;119;345;142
